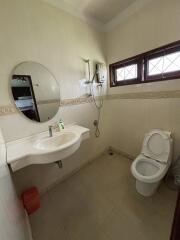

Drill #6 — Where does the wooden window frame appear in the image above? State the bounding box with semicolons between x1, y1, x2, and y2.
110;40;180;87
144;41;180;82
109;56;143;87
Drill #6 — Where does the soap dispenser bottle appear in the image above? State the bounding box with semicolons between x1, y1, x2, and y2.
59;119;65;130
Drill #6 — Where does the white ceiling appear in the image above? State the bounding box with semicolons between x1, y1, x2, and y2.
53;0;136;23
41;0;152;31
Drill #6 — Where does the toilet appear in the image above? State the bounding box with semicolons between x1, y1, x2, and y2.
131;129;173;196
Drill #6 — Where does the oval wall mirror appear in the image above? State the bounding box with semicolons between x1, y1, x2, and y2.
11;62;60;123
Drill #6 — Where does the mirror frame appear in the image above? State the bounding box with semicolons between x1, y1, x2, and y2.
10;61;61;123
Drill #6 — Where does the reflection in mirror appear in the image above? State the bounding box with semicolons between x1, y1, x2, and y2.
11;62;60;122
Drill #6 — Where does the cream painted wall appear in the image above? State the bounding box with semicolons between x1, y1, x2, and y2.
0;0;108;193
1;0;180;196
106;0;180;160
104;98;180;159
107;0;180;95
0;0;106;105
0;0;106;141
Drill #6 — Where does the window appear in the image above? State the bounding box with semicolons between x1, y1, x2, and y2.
116;64;137;81
110;40;180;87
144;43;180;81
110;57;142;86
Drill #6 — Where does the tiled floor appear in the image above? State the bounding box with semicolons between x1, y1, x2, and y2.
30;153;177;240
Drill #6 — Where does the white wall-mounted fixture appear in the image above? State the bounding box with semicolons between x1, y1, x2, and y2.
7;125;90;172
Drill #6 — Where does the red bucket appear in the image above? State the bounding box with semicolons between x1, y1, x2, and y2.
21;187;40;215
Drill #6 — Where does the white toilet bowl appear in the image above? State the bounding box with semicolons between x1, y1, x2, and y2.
131;129;173;196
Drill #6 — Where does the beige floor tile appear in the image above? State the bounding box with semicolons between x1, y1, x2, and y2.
30;153;177;240
100;208;144;240
30;193;61;240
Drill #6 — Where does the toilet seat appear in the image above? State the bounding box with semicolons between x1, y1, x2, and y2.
141;129;171;163
131;155;169;183
131;129;172;196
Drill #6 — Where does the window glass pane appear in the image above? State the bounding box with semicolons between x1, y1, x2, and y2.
148;51;180;76
116;64;137;81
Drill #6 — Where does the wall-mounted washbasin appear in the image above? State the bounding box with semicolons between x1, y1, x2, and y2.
7;125;90;172
34;132;78;151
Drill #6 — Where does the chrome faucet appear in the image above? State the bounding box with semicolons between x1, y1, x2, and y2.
48;125;53;137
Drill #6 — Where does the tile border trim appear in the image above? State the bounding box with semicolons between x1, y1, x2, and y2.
106;90;180;100
60;97;93;106
0;105;17;116
1;90;180;116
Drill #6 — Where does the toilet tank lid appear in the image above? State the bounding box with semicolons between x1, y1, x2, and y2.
141;129;172;163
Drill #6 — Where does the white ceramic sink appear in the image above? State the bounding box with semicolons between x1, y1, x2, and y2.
34;132;78;151
7;125;90;172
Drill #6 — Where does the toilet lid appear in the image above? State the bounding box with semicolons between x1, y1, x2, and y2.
141;130;171;163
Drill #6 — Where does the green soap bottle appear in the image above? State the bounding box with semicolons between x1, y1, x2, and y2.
59;119;65;130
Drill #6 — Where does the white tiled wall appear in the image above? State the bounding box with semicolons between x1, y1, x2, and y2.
1;0;180;203
0;132;31;240
0;0;107;194
105;0;180;161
